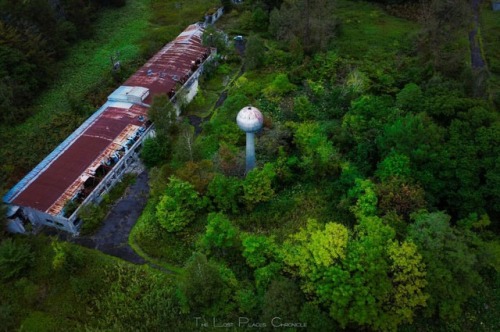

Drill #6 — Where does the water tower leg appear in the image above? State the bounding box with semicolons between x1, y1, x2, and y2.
246;132;256;173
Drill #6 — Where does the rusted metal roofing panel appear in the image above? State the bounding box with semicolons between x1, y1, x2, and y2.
12;105;149;215
124;23;210;104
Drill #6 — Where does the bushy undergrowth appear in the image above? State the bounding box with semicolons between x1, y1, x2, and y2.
78;174;136;235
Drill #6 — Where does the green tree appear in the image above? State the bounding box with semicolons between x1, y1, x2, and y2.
0;239;34;281
199;213;239;253
348;178;378;217
245;34;267;70
140;137;169;168
241;234;277;268
262;73;296;102
206;173;242;213
242;163;276;209
261;278;305;323
396;83;423;113
155;176;204;232
281;219;348;292
375;151;411;182
293;122;339;178
178;253;237;315
281;216;427;330
407;211;483;321
148;94;178;141
175;160;215;194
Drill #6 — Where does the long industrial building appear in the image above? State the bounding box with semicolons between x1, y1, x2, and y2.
3;23;214;234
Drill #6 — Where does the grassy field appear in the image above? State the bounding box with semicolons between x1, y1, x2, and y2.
0;236;178;330
481;3;500;105
333;0;419;58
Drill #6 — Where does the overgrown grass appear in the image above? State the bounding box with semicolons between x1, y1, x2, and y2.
333;0;419;58
481;4;500;105
0;235;177;330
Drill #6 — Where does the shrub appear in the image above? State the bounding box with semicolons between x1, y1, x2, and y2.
0;239;34;281
155;176;204;232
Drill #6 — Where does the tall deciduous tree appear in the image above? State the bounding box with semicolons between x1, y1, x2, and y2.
155;176;204;232
242;163;276;209
206;173;242;213
407;211;483;321
281;216;427;330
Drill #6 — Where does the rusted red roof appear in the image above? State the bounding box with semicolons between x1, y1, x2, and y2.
12;105;148;214
124;23;210;104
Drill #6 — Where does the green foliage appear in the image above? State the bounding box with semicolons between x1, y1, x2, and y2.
241;234;276;268
178;253;237;315
78;203;107;235
262;73;296;102
207;173;242;213
294;95;315;121
408;211;483;321
175;160;215;194
202;26;228;54
292;121;339;178
386;240;428;324
375;151;411;182
242;163;276;210
88;264;185;330
19;311;58;332
254;262;282;292
299;302;336;331
235;285;260;315
396;83;423;113
280;215;428;330
282;219;348;291
269;0;337;53
348;178;378;217
0;239;34;281
199;213;239;252
245;34;267;70
156;176;204;232
141;137;169;168
261;278;304;323
148;94;178;140
51;241;85;273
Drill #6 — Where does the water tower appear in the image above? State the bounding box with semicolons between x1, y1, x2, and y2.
237;106;264;173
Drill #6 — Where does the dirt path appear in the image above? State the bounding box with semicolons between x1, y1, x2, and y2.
469;0;486;69
72;171;149;264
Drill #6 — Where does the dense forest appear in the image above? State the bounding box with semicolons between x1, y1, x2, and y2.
1;0;499;330
0;0;126;123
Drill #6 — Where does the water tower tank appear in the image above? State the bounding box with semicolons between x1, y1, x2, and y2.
237;106;263;133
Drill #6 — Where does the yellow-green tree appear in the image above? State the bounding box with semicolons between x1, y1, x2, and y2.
281;216;428;330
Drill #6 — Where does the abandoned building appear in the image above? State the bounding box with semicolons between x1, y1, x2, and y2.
3;23;215;235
